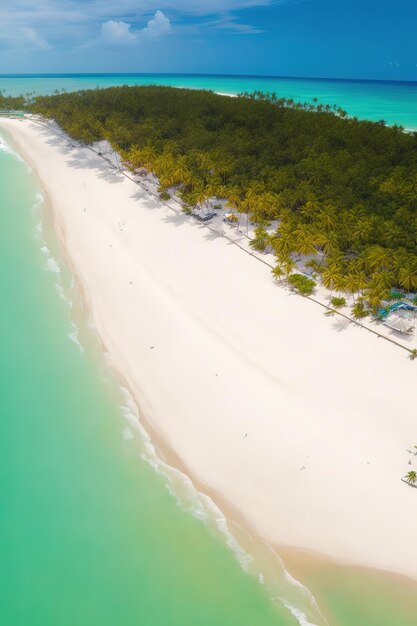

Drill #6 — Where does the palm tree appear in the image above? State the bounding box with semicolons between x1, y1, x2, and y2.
409;349;417;361
321;265;342;295
318;204;338;231
300;199;322;221
344;273;362;302
293;225;317;256
140;144;158;171
405;470;417;484
226;187;242;212
314;232;339;257
172;156;191;187
365;286;388;313
365;245;392;273
271;228;296;257
397;260;417;292
272;264;285;282
193;183;211;214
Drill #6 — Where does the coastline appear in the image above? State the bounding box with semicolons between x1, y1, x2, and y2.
2;117;417;590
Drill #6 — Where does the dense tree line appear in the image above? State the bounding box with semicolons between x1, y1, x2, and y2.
0;92;26;110
25;85;417;308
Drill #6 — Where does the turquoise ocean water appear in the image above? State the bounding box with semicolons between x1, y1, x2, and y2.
1;73;417;129
1;75;417;626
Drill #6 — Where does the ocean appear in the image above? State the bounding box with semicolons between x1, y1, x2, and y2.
1;75;417;626
1;73;417;130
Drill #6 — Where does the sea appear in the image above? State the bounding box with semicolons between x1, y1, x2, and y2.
1;73;417;130
1;74;417;626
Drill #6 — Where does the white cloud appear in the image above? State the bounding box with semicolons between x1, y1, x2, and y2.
142;10;172;38
21;27;51;49
101;11;172;45
0;26;51;51
205;15;263;34
101;20;137;45
0;0;287;51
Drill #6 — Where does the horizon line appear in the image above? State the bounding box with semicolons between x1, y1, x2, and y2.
0;72;417;86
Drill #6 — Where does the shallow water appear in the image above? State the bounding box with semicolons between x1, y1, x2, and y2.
1;73;417;129
0;135;293;626
1;117;417;626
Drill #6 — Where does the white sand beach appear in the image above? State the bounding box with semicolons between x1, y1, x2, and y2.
2;117;417;582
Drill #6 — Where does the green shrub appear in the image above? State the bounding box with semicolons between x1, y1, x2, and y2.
249;227;269;252
159;191;171;201
287;273;316;296
330;296;346;309
351;301;368;319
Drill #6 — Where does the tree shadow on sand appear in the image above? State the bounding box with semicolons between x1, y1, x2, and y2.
332;317;351;333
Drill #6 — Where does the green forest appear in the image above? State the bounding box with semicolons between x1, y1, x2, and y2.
3;85;417;311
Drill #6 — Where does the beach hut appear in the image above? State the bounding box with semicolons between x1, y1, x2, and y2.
384;306;416;334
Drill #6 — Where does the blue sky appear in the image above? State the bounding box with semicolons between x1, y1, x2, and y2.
0;0;416;80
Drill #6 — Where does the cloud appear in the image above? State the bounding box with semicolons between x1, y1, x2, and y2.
0;0;289;52
101;20;137;45
21;27;51;49
0;26;51;51
101;10;172;45
142;10;172;38
205;15;263;34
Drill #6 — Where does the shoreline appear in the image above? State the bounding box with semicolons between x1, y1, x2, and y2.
2;118;417;590
2;122;328;624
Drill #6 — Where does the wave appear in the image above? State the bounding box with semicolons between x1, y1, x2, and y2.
0;136;24;162
25;147;326;626
118;385;327;626
282;601;319;626
32;193;76;334
68;321;84;353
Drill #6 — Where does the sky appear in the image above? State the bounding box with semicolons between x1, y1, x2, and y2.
0;0;416;80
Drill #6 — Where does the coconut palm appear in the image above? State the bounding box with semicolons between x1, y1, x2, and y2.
293;225;317;256
365;245;392;273
314;232;339;257
321;265;342;295
318;204;338;231
300;199;322;221
272;263;285;282
272;228;296;257
140;144;158;170
344;273;362;302
405;470;417;484
193;183;211;214
397;260;417;292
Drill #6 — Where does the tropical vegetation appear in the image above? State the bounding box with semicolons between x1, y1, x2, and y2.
4;85;417;312
405;470;417;484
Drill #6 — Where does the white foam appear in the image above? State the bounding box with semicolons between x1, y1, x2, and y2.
284;567;322;609
122;426;134;441
34;202;75;308
17;151;325;626
0;138;13;154
46;256;61;274
0;137;24;162
282;601;319;626
31;194;45;239
68;321;84;353
117;385;326;626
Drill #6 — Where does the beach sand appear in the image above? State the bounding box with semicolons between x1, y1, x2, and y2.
2;117;417;584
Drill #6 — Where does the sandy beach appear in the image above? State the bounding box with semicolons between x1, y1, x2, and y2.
2;116;417;583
